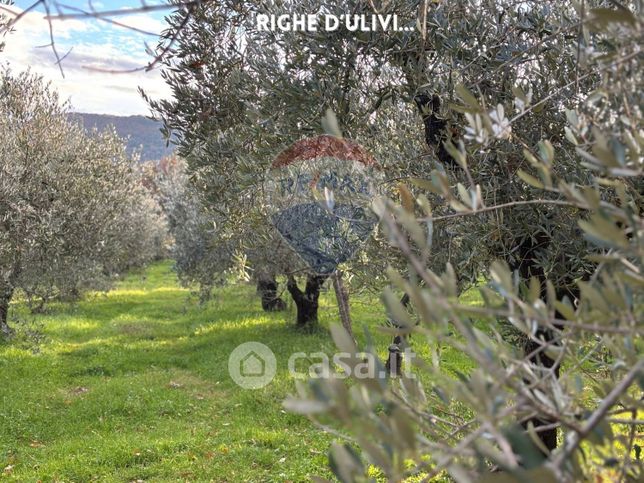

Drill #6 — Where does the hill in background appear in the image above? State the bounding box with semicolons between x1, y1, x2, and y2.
69;113;175;162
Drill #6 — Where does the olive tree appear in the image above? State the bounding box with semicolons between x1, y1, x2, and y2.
150;155;241;302
146;1;348;326
284;2;643;482
0;70;166;335
148;0;641;476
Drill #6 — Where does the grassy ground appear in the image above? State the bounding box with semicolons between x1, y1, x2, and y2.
1;261;637;481
1;260;476;482
1;261;338;481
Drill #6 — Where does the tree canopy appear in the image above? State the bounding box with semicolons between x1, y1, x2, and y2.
147;0;642;480
0;70;166;335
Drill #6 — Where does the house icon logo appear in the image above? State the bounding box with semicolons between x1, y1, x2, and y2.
228;342;276;389
240;351;265;377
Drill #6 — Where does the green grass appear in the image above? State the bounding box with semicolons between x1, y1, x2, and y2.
1;261;634;481
1;262;330;481
0;261;477;482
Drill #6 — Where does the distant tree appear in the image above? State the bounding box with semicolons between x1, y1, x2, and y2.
69;113;175;162
151;155;288;309
152;156;234;301
0;69;166;336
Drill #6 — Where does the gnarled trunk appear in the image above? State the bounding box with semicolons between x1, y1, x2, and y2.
0;289;14;339
256;275;286;312
522;331;560;451
286;274;327;330
1;260;21;339
511;232;578;454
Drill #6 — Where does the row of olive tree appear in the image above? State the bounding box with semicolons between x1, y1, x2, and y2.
144;0;428;327
147;155;291;310
0;69;166;336
147;0;642;480
142;156;238;302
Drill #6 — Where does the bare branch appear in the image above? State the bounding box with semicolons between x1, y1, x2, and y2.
54;4;160;36
46;1;203;20
0;0;43;33
43;1;64;77
2;1;211;76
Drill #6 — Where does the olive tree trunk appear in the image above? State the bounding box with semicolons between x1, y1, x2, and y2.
510;232;577;454
256;275;286;312
332;271;354;341
385;292;411;377
286;274;327;330
0;287;14;339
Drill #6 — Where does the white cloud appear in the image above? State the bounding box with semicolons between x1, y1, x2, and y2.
117;13;166;35
0;5;172;115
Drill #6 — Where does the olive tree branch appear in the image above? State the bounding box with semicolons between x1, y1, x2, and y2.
551;359;644;471
1;0;210;75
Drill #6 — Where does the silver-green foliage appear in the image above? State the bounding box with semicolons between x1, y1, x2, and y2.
285;3;643;482
0;70;166;329
147;0;641;479
145;0;424;288
153;156;235;300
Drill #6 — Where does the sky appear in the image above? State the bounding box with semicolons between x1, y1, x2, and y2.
1;0;176;115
